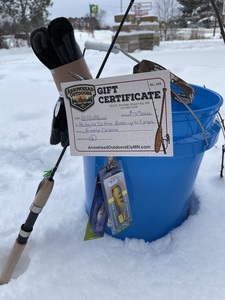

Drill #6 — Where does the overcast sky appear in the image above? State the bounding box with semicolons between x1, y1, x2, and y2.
48;0;145;25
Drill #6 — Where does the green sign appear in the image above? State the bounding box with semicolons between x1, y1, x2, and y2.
90;4;98;14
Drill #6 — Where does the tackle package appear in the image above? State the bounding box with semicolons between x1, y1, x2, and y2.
84;159;132;240
84;174;107;240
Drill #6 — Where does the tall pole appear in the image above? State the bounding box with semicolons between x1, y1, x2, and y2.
89;5;93;36
120;0;123;12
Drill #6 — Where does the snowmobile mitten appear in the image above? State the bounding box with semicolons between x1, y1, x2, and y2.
50;97;69;147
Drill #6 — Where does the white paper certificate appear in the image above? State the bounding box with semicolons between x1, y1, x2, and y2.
62;70;173;157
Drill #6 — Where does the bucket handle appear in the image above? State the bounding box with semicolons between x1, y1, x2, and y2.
172;90;209;146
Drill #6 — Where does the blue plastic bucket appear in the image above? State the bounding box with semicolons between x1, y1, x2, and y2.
83;85;223;241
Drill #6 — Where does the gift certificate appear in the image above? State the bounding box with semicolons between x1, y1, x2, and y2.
62;70;173;156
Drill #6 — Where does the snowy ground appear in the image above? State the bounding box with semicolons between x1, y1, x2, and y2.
0;29;225;299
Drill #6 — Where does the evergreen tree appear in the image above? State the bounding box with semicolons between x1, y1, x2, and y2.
177;0;223;27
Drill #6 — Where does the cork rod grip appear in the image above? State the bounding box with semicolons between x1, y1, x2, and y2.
0;178;54;285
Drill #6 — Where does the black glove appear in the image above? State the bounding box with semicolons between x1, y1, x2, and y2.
50;97;69;147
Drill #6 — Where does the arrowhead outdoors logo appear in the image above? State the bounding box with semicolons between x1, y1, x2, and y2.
65;84;95;111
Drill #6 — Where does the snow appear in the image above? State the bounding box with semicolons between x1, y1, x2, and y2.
1;29;225;299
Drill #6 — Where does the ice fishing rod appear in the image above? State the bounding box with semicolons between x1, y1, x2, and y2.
217;112;225;177
0;140;69;285
210;0;225;174
210;0;225;43
0;3;135;285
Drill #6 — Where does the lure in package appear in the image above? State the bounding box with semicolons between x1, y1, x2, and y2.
84;174;108;241
84;158;132;240
99;159;132;235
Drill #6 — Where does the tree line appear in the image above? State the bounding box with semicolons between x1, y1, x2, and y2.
177;0;223;27
154;0;223;40
0;0;224;48
0;0;108;48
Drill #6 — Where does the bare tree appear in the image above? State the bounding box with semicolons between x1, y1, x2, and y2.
0;0;52;45
96;9;107;28
154;0;180;40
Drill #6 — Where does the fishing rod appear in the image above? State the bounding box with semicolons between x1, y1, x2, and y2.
0;140;69;285
96;0;135;78
217;112;225;177
210;0;225;43
0;1;136;285
209;0;225;176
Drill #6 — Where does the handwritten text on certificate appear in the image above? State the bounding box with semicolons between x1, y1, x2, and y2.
62;70;173;157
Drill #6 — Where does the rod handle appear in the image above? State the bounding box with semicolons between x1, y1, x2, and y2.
0;178;54;284
34;178;54;208
84;41;120;54
0;241;26;285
